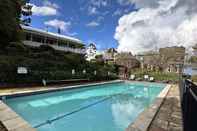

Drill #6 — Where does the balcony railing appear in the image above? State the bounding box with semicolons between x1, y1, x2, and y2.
23;41;86;54
180;79;197;131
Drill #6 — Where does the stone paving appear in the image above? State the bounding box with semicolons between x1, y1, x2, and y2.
148;85;183;131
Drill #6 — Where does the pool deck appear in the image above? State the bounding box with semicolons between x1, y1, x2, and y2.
148;85;183;131
126;85;183;131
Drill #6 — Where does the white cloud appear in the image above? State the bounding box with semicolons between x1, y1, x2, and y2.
44;19;71;32
117;0;159;8
86;21;100;27
68;32;78;36
43;1;59;9
30;1;59;16
90;0;108;7
86;0;109;15
113;9;123;16
88;6;98;15
115;0;197;54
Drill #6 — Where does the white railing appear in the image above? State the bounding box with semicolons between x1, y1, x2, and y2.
23;41;86;54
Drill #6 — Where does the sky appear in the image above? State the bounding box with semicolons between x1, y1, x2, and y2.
28;0;197;54
28;0;137;51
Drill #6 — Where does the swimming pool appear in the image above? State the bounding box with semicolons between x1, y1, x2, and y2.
5;82;165;131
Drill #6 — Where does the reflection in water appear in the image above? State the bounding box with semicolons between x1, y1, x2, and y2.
111;88;152;130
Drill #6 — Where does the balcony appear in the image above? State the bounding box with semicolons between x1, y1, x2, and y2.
23;41;86;54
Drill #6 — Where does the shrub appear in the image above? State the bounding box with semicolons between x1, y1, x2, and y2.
39;45;54;52
0;45;118;84
6;42;27;53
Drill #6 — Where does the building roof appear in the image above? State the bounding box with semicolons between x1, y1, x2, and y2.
22;25;83;44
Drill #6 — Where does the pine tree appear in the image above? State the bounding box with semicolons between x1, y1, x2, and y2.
0;0;30;47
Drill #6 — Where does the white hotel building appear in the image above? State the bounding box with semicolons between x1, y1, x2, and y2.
22;26;86;54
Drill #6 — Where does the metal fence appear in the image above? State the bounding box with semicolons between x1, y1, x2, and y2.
180;79;197;131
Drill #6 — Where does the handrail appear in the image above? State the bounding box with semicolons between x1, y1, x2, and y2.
189;88;197;102
183;79;197;102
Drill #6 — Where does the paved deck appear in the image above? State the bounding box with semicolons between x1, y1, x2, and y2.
0;122;7;131
148;85;183;131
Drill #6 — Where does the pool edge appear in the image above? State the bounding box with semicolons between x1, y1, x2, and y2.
0;80;123;98
126;84;171;131
0;100;36;131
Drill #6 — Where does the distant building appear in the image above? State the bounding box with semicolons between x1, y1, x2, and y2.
136;46;186;73
136;52;161;71
86;43;97;61
115;52;140;79
22;26;85;54
103;48;118;64
159;46;185;73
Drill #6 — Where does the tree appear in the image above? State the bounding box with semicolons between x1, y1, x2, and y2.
0;0;27;47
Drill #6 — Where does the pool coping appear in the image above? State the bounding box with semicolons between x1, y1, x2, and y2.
0;100;36;131
126;84;171;131
0;80;123;131
0;80;123;98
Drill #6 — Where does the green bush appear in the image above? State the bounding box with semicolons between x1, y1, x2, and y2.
6;42;28;54
39;45;55;52
0;45;118;84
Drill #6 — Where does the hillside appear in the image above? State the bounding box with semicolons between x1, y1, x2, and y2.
0;42;117;84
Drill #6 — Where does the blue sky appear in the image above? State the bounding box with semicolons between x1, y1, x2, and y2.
28;0;137;50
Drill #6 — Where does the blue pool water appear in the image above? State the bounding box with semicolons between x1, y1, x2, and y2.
5;82;165;131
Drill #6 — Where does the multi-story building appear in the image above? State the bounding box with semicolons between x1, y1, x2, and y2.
136;46;186;73
159;46;185;73
22;26;86;54
136;52;161;71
